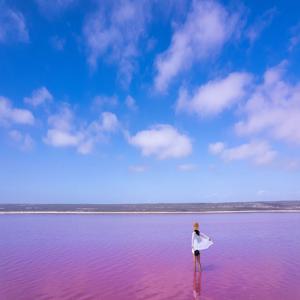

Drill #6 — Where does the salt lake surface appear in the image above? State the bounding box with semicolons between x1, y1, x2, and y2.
1;213;300;300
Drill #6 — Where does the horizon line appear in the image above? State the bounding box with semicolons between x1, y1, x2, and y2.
1;200;300;205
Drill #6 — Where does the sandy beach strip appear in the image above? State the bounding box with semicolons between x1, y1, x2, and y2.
1;210;300;215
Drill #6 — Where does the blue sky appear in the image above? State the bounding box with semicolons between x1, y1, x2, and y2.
1;0;300;204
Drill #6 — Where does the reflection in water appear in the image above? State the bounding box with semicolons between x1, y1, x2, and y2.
193;270;202;299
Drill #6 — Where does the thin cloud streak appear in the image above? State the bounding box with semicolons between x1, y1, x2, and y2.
154;0;242;92
209;140;277;165
83;0;150;86
176;72;252;117
0;4;29;43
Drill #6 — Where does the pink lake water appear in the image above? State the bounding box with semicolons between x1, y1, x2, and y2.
1;213;300;300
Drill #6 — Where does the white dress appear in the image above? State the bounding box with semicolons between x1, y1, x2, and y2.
192;231;213;253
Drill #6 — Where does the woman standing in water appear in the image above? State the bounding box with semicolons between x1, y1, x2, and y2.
192;222;213;272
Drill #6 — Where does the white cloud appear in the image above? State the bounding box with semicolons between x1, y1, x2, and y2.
9;130;34;151
87;111;119;135
44;106;119;154
257;190;267;196
47;105;73;131
0;97;34;126
83;0;149;85
44;106;81;147
154;0;241;92
125;95;137;111
0;4;29;43
129;165;147;173
209;142;225;155
177;163;197;171
24;87;53;107
283;159;300;171
246;7;276;43
97;112;119;132
45;129;81;147
177;72;252;117
235;61;300;144
129;124;192;159
209;140;277;165
9;129;22;142
288;23;300;52
93;95;118;109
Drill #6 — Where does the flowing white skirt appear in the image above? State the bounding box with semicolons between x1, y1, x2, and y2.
192;236;213;253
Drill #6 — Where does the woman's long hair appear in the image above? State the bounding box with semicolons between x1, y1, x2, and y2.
194;229;200;236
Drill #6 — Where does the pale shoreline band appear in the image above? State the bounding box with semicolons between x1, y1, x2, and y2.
1;210;300;215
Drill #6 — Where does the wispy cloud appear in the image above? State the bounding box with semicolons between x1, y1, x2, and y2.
177;163;197;172
83;0;150;86
257;190;268;196
0;4;29;43
44;105;119;154
24;87;53;107
35;0;76;17
246;7;277;44
176;72;252;117
209;142;225;155
283;159;300;171
154;0;242;92
50;36;66;51
129;165;147;173
44;106;81;148
128;124;192;159
92;95;118;110
209;140;277;165
288;23;300;52
235;61;300;145
9;130;34;151
125;95;138;111
99;112;119;132
0;97;34;126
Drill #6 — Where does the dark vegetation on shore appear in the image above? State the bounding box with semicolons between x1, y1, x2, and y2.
1;201;300;212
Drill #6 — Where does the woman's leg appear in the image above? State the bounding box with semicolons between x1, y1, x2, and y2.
193;254;196;272
197;253;201;271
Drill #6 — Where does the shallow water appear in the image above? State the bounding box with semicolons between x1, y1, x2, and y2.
1;213;300;299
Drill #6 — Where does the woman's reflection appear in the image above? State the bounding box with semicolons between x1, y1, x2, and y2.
193;270;202;299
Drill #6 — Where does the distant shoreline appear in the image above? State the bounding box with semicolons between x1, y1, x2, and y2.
1;201;300;214
1;210;300;215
